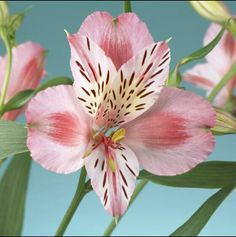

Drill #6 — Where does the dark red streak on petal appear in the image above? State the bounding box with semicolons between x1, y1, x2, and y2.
46;112;81;146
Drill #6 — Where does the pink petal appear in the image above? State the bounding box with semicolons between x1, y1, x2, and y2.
124;87;215;176
78;11;154;69
0;41;46;120
108;41;170;127
204;23;236;76
85;143;139;217
183;63;231;107
26;85;91;174
67;33;117;128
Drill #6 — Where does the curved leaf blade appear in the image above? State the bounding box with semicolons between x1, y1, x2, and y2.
1;76;73;113
3;89;34;112
179;26;224;65
0;120;28;160
35;76;73;93
139;161;236;188
168;26;224;86
0;152;31;235
170;184;235;236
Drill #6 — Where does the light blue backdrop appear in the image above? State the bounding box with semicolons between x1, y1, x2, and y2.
3;1;236;236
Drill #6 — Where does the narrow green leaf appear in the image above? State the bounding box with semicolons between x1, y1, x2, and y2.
170;184;235;236
3;89;34;112
139;161;236;188
179;27;224;66
35;76;73;93
0;120;28;159
8;12;24;34
167;63;182;87
0;152;31;235
1;76;73;113
168;26;224;86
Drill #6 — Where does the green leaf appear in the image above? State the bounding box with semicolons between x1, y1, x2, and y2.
0;120;28;160
2;76;73;113
168;26;225;86
8;12;24;34
139;161;236;188
170;184;235;236
167;63;182;87
179;27;225;66
35;76;73;92
0;152;31;235
3;89;34;112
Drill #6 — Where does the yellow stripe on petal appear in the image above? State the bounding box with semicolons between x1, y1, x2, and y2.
107;157;117;172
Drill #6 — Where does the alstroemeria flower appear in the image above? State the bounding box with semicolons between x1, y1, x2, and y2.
26;12;215;217
184;23;236;107
0;41;46;120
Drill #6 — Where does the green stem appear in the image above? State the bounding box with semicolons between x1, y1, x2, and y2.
103;180;148;236
55;167;87;236
123;1;132;13
207;60;236;103
0;29;12;109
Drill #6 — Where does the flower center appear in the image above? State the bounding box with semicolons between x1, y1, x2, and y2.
83;128;126;172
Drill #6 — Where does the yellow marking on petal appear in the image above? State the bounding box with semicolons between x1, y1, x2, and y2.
82;149;92;159
111;128;126;143
107;157;116;173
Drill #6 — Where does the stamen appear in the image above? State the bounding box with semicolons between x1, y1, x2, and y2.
111;128;126;143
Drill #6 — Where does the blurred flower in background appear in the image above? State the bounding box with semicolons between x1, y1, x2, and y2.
0;41;46;120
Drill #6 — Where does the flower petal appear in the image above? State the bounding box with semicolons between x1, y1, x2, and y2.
26;85;91;174
107;41;170;127
0;41;46;120
204;23;236;76
85;143;139;216
68;33;117;128
183;63;230;107
78;11;154;69
124;87;215;176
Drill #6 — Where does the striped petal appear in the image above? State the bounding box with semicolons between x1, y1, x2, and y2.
0;41;46;120
68;33;117;128
26;85;91;174
78;11;154;69
124;87;215;176
68;34;170;130
85;143;139;217
106;41;170;128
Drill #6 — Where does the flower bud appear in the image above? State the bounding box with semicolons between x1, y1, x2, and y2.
189;1;231;24
211;108;236;135
0;1;9;25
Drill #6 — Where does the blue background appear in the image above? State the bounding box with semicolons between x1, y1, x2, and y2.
2;1;236;235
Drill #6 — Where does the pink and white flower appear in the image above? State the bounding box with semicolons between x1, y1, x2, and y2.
183;23;236;107
0;41;46;120
26;12;215;217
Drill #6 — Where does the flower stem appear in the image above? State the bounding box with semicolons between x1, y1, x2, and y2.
55;167;87;236
0;29;12;109
123;1;132;13
103;180;148;236
207;60;236;103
